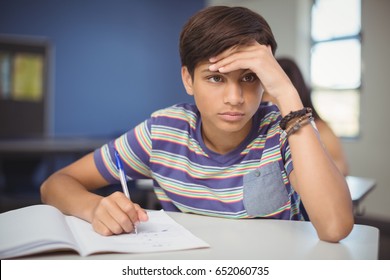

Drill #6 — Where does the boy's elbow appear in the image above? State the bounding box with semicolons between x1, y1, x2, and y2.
40;174;57;204
40;179;49;204
317;216;354;243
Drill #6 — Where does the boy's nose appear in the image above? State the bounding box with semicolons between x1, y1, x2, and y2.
223;83;244;105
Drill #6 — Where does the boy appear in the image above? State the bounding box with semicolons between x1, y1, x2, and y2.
41;6;353;242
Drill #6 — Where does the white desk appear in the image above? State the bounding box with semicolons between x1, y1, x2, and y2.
20;211;379;260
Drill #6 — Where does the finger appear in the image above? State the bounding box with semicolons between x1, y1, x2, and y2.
95;194;134;234
116;195;140;219
110;192;139;220
209;47;263;72
92;219;114;236
210;55;254;73
209;41;263;63
209;55;244;72
92;208;126;236
209;45;240;63
209;50;246;71
107;197;138;233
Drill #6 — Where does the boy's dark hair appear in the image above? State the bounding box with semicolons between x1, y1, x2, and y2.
179;6;277;77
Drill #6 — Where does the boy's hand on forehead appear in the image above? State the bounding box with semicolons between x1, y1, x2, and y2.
208;41;269;71
208;41;295;100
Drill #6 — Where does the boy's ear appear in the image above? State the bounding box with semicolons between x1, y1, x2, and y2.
181;66;194;96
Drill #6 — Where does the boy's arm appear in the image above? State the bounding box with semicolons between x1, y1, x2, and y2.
209;42;354;242
40;152;148;236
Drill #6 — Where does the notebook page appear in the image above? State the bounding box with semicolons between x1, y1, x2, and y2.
0;205;79;258
65;210;210;256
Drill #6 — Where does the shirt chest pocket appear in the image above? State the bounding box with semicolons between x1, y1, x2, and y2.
243;162;289;216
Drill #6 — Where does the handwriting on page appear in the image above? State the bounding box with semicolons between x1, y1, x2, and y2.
67;210;209;255
109;222;180;249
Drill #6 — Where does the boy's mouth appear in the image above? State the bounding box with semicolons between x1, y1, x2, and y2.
218;111;245;122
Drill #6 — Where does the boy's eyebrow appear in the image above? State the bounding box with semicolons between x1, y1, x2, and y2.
201;68;214;74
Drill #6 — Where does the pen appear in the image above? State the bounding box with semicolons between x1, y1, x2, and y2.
114;149;137;234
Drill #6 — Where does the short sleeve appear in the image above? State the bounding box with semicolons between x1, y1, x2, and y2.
93;119;153;184
281;137;294;177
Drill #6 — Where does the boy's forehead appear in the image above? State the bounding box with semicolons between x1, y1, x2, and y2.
196;60;211;68
194;60;212;71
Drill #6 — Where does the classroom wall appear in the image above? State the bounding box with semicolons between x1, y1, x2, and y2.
0;0;204;137
208;0;390;221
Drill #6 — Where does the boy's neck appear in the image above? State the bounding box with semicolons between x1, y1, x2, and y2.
201;120;252;155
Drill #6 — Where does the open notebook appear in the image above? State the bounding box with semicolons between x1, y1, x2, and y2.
0;205;209;259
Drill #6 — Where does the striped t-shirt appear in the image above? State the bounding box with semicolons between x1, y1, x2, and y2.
94;103;304;220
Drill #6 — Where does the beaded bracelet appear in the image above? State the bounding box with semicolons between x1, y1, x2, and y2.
281;116;314;138
279;107;312;130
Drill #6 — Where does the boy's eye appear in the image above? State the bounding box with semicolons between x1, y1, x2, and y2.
242;73;257;82
207;75;223;83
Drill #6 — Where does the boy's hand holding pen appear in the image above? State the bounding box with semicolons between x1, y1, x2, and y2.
114;149;149;234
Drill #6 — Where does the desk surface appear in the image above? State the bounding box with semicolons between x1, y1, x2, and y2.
21;211;379;260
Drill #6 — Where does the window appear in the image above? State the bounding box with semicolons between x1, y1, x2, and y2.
310;0;361;138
